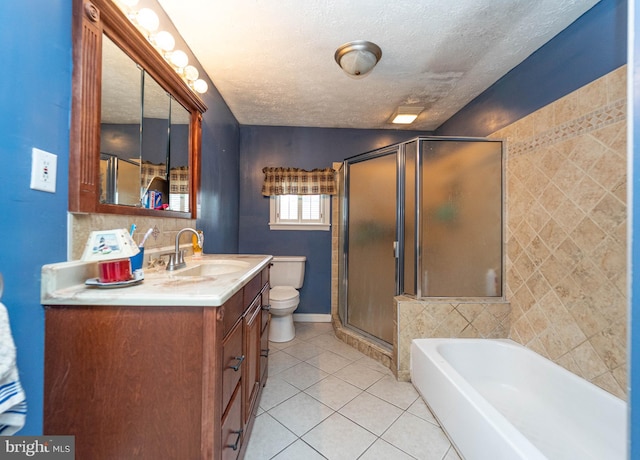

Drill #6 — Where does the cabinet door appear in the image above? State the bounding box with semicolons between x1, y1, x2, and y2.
260;287;270;382
221;384;242;460
243;297;261;424
222;319;243;414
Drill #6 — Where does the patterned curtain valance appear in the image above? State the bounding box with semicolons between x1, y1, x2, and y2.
261;167;337;196
141;161;189;194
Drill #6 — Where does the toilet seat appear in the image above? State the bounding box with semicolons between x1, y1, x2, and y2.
269;286;299;310
270;286;298;301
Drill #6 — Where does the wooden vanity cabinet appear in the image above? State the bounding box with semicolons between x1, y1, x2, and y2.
44;267;270;460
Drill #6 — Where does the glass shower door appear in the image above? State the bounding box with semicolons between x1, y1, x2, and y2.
419;139;503;297
346;149;397;345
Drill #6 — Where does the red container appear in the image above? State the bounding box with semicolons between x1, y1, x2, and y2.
98;259;132;283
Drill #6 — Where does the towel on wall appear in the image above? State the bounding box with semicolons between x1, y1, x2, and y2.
0;302;27;435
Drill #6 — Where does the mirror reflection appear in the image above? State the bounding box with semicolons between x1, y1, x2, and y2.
100;35;191;212
100;36;142;206
168;101;191;212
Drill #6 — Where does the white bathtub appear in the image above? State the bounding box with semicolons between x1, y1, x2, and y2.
410;339;626;460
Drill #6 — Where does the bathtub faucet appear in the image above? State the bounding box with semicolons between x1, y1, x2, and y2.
166;228;202;271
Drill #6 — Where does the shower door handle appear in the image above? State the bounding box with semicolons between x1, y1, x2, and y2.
393;241;399;258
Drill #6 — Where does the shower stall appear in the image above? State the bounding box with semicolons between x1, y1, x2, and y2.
337;137;504;348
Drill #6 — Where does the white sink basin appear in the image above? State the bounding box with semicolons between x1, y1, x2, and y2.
174;259;251;277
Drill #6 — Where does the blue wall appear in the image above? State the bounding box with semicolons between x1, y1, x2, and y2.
237;126;431;314
0;0;240;434
236;0;629;317
437;0;627;137
197;86;241;254
0;0;633;446
0;0;72;434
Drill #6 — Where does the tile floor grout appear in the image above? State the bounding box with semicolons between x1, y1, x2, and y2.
243;322;462;460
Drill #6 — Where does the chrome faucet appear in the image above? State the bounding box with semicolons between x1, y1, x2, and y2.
166;228;202;271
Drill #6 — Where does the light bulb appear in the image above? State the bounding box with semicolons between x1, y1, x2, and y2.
170;50;188;69
184;65;199;81
193;79;208;94
154;31;175;52
115;0;139;12
137;8;159;33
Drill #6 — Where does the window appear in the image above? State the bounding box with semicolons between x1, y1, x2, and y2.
269;194;331;231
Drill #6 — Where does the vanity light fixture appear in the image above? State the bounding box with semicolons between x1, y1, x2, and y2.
135;8;160;35
184;65;199;81
114;0;139;14
116;0;139;7
184;65;208;93
390;106;424;124
334;40;382;78
169;50;189;69
192;79;208;94
153;30;176;53
113;1;208;95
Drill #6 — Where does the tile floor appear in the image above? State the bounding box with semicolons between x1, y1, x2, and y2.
243;322;462;460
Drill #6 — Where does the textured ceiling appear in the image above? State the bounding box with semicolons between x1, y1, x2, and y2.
157;0;599;131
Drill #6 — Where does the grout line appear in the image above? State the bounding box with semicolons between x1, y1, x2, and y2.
249;324;454;459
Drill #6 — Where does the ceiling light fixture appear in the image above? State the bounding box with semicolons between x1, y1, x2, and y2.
390;106;424;124
334;40;382;78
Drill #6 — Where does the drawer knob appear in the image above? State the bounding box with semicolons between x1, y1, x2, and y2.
230;355;245;372
227;428;243;451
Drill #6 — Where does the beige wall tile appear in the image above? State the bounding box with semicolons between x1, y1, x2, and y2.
331;66;627;398
499;66;627;397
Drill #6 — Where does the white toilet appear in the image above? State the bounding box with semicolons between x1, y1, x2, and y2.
269;256;306;342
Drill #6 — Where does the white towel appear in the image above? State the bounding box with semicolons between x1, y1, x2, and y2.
0;302;26;435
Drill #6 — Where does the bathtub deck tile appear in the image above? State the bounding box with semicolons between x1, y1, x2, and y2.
244;322;457;460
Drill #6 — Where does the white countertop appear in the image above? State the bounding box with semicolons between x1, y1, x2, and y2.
41;254;273;307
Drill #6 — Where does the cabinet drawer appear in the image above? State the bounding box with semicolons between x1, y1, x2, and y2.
221;383;243;460
243;273;262;307
223;290;244;336
222;320;243;413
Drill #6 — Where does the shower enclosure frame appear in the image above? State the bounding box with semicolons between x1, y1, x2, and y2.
338;136;505;348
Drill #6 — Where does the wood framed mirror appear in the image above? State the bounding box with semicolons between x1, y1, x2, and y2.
69;0;206;218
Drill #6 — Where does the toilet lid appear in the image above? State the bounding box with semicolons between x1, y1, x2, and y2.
270;286;299;301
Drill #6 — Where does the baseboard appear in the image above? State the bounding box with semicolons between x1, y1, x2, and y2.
293;313;332;323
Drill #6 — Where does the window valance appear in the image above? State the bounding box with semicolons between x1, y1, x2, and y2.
261;167;337;196
141;161;189;194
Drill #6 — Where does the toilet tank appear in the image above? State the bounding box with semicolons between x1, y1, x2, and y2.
270;256;306;288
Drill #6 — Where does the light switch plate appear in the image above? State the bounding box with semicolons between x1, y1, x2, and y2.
30;147;57;193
